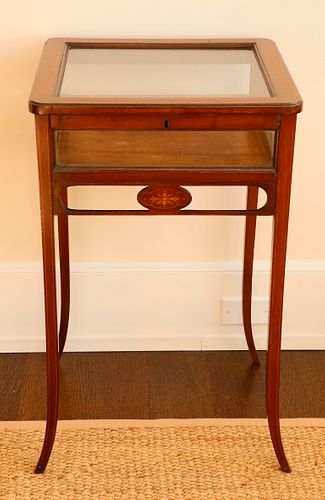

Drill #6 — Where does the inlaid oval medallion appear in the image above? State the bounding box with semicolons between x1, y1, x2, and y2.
137;185;192;211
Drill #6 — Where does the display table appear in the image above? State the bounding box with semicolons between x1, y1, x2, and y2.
29;38;302;473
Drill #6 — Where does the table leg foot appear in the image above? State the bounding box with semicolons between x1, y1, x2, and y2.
243;186;260;366
267;397;291;473
266;332;291;472
266;330;291;472
35;414;59;473
35;303;59;474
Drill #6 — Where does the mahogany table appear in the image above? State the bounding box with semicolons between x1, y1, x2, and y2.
29;38;302;473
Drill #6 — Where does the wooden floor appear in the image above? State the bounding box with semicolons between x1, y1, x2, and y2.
0;351;324;421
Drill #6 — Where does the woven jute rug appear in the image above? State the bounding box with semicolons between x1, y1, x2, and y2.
0;419;324;499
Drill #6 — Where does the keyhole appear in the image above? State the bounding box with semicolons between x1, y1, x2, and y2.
164;120;169;129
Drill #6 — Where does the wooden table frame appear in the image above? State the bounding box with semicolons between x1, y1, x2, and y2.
29;38;302;473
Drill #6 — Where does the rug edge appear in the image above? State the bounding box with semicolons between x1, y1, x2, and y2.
1;418;324;431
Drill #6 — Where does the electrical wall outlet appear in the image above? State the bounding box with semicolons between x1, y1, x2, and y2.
221;296;269;325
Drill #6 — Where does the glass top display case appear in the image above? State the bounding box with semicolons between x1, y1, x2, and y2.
29;38;302;475
29;38;301;110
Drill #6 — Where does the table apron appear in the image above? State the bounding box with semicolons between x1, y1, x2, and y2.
53;168;276;185
50;113;281;131
52;173;276;216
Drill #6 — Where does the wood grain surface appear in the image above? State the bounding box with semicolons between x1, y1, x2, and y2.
56;130;274;167
0;351;323;421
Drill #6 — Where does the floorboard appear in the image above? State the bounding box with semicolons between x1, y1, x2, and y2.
0;351;324;421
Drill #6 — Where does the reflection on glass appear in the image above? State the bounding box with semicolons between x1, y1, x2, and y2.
55;130;275;168
59;48;270;98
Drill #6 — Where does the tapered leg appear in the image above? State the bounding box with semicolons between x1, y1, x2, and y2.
34;116;59;474
266;212;291;473
266;115;297;473
58;188;70;357
242;186;260;365
35;214;59;473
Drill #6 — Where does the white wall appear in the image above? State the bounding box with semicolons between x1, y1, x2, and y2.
0;1;324;351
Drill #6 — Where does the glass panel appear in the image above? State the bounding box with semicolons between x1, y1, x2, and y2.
56;130;275;169
60;48;270;98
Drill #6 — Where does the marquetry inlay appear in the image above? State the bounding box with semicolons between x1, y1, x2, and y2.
137;185;192;211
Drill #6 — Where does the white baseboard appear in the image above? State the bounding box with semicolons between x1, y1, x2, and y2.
0;260;324;352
